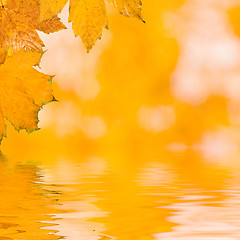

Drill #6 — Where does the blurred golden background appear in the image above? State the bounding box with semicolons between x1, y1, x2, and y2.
2;0;240;167
2;0;240;239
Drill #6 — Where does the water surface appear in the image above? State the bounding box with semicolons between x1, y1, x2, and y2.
1;150;240;239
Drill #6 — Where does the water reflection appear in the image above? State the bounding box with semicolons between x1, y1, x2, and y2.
16;150;236;240
2;151;240;239
0;156;62;240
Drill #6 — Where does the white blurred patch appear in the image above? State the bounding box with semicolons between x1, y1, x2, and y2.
138;106;175;132
39;102;107;139
193;128;239;162
165;0;240;104
39;101;82;136
81;116;107;139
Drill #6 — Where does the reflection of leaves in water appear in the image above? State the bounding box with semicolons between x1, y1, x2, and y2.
99;235;112;240
0;223;19;229
0;159;63;240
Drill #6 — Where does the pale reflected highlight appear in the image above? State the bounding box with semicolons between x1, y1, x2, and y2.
40;157;108;240
155;189;240;240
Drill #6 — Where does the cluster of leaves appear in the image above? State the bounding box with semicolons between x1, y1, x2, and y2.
0;0;143;143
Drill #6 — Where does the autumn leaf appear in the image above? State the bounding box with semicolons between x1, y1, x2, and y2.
0;50;54;142
37;16;66;34
69;0;108;52
39;0;67;23
107;0;143;20
39;0;143;52
0;0;66;64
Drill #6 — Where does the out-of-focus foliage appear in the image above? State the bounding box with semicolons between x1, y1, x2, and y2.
228;6;240;37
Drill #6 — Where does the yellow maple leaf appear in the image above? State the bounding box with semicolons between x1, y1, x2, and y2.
107;0;143;20
69;0;108;52
0;50;54;142
39;0;143;52
39;0;67;23
0;0;66;63
37;16;67;34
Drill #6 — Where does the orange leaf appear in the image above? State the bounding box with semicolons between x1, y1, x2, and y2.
39;0;143;51
0;0;65;63
0;50;54;142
